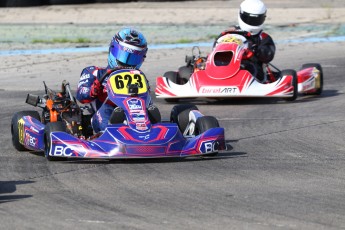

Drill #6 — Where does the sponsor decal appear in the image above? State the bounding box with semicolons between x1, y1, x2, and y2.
136;122;148;131
127;99;143;111
123;46;134;53
30;126;39;133
199;140;219;154
96;111;102;123
80;73;91;81
52;146;74;156
25;133;37;147
131;111;146;122
52;145;86;157
139;134;150;140
78;79;89;87
302;79;315;91
220;87;238;94
200;87;238;94
80;87;90;94
130;70;141;75
18;118;25;145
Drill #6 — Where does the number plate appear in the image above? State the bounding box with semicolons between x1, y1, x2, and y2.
109;71;148;95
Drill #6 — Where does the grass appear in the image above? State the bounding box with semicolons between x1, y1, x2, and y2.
162;34;218;44
32;37;92;44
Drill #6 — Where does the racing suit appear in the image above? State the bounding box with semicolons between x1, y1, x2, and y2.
216;26;276;82
76;66;114;133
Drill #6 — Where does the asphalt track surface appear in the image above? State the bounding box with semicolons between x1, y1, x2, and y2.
1;38;345;230
2;5;345;230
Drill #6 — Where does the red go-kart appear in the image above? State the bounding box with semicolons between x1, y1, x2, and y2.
155;31;323;102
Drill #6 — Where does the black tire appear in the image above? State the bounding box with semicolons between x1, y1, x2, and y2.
195;116;220;156
178;66;193;83
170;104;198;133
11;111;41;151
109;107;126;124
44;122;67;161
301;63;323;95
164;71;179;84
148;105;161;124
195;116;220;136
281;69;298;101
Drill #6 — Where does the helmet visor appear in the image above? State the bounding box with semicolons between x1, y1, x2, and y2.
240;11;266;26
110;42;147;67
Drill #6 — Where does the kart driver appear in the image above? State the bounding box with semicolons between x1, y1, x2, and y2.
216;0;276;82
76;28;149;133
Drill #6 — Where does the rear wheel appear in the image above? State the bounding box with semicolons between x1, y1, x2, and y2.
281;69;298;101
301;63;323;95
170;104;198;133
11;111;41;151
44;122;67;161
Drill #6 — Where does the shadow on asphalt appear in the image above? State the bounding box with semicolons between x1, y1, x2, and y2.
0;180;34;204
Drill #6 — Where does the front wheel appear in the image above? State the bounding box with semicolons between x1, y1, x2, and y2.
11;111;40;151
194;116;220;136
170;104;199;133
44;122;67;161
195;116;220;156
281;69;298;101
301;63;323;95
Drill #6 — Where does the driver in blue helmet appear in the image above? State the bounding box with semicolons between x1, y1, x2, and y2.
76;28;148;133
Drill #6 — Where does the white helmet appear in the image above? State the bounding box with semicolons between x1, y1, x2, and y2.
238;0;267;35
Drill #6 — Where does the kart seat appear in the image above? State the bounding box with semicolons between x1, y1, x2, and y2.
214;51;232;66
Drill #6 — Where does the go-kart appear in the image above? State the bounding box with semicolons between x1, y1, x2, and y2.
11;68;226;161
155;31;323;102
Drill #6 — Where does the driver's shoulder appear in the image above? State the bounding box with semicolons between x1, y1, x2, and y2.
82;66;107;77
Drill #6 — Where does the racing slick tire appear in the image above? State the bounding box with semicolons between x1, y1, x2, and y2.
109;107;126;124
11;111;41;151
170;104;199;133
148;104;161;124
195;116;220;135
195;116;220;156
178;66;193;83
301;63;323;95
282;69;298;101
44;122;67;161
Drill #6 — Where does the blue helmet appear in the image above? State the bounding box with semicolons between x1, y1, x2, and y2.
108;28;148;69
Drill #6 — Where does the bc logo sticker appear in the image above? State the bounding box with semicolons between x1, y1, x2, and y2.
52;146;74;156
199;141;219;154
